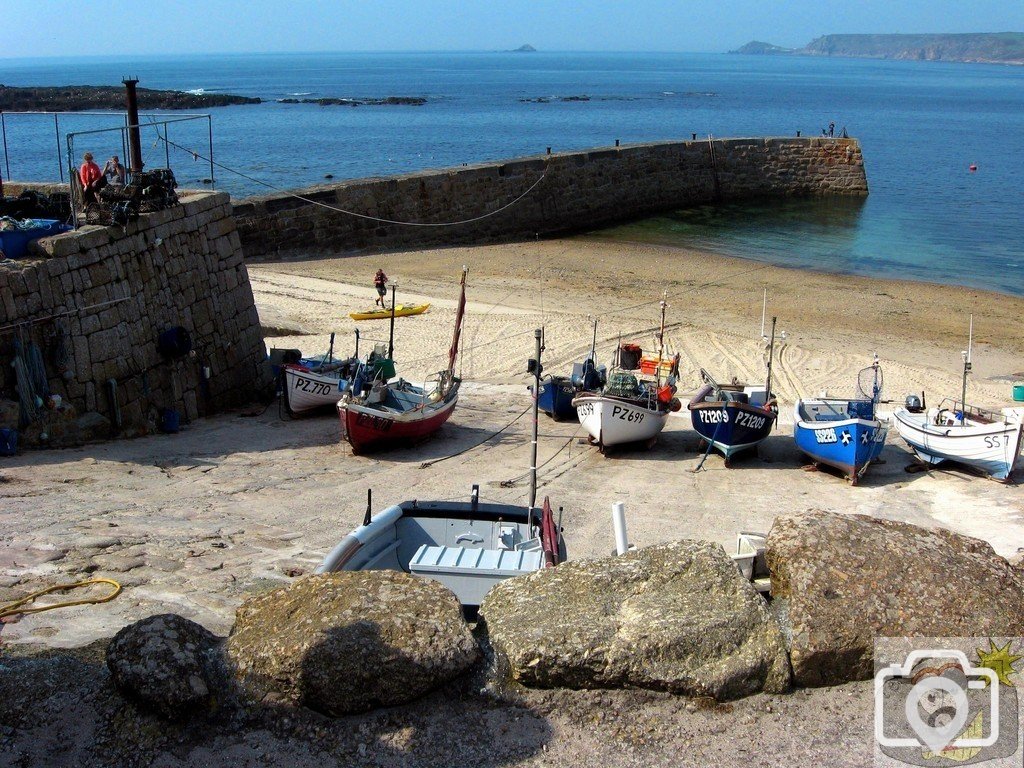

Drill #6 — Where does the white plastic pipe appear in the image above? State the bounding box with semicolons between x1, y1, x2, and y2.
612;502;629;556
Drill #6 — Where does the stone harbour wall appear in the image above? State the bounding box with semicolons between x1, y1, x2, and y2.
0;190;269;445
235;136;868;259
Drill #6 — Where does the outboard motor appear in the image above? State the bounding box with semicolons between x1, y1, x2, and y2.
904;393;925;413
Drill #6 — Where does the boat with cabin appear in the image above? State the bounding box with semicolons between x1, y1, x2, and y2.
892;317;1024;481
793;358;888;484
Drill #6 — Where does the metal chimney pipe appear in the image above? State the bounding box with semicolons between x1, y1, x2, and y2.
122;77;144;174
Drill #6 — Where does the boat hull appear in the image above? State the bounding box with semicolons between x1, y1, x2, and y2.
572;393;670;447
349;303;430;321
793;404;888;482
339;387;458;453
892;407;1024;481
688;399;777;459
284;366;351;415
538;376;577;421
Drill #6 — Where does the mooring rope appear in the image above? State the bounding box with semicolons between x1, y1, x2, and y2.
157;133;548;228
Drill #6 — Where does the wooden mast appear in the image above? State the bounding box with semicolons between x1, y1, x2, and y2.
447;267;469;377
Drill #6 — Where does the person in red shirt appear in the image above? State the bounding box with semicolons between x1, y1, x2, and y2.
79;152;106;203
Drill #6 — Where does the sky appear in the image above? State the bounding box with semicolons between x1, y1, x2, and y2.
3;0;1023;59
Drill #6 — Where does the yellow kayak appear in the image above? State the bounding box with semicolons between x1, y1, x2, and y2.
349;303;430;321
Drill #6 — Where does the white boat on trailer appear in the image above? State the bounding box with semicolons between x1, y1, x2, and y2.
892;316;1024;482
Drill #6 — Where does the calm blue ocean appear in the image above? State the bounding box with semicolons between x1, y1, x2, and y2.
1;52;1021;294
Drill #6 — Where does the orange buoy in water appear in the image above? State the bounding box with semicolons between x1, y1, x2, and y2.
969;164;978;172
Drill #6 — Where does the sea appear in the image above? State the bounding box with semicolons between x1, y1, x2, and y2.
1;52;1022;295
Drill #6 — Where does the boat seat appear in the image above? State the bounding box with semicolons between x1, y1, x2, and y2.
409;545;544;606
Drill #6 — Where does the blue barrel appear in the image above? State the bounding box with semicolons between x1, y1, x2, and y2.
1013;384;1024;402
0;428;17;456
159;408;181;434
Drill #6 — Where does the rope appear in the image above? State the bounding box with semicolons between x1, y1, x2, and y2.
157;133;548;228
419;404;531;468
0;296;132;336
501;422;588;486
0;578;122;621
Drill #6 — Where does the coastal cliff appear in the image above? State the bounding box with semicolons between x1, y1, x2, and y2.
732;32;1024;65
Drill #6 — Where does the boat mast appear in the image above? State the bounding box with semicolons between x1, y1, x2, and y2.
590;318;598;361
447;267;469;377
960;314;973;414
387;284;397;359
760;287;767;341
657;292;667;384
764;317;777;398
529;328;542;515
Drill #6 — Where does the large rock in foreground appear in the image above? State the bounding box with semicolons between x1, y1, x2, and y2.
480;541;790;700
106;613;223;719
767;510;1024;687
225;571;479;716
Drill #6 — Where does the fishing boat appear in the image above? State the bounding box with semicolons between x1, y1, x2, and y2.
892;317;1024;481
281;332;362;416
688;318;779;466
572;299;679;451
793;358;888;485
349;303;429;321
337;269;466;453
537;321;607;421
317;331;565;609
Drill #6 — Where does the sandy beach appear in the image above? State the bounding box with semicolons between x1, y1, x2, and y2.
2;236;1023;766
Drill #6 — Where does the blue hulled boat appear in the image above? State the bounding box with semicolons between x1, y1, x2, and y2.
688;373;778;464
793;360;888;485
537;321;606;421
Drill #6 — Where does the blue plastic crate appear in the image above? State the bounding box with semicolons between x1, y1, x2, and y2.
0;220;71;259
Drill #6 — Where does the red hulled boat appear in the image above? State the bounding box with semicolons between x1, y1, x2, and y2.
338;268;467;453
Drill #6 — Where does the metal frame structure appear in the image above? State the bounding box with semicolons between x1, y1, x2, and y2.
1;110;214;225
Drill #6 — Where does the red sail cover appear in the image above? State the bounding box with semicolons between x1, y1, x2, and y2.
541;497;559;567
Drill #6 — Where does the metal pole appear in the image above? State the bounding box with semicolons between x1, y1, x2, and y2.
122;115;129;175
387;284;397;359
208;115;215;188
1;112;9;181
164;121;170;168
66;134;78;229
123;78;144;173
960;314;973;413
529;328;542;513
54;114;64;182
765;317;777;397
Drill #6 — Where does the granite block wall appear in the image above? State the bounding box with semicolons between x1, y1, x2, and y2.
234;137;867;259
0;190;269;445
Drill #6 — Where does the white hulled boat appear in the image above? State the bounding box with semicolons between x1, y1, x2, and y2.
892;316;1024;481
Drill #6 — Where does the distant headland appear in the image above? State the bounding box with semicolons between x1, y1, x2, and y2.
510;44;537;52
731;33;1024;65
